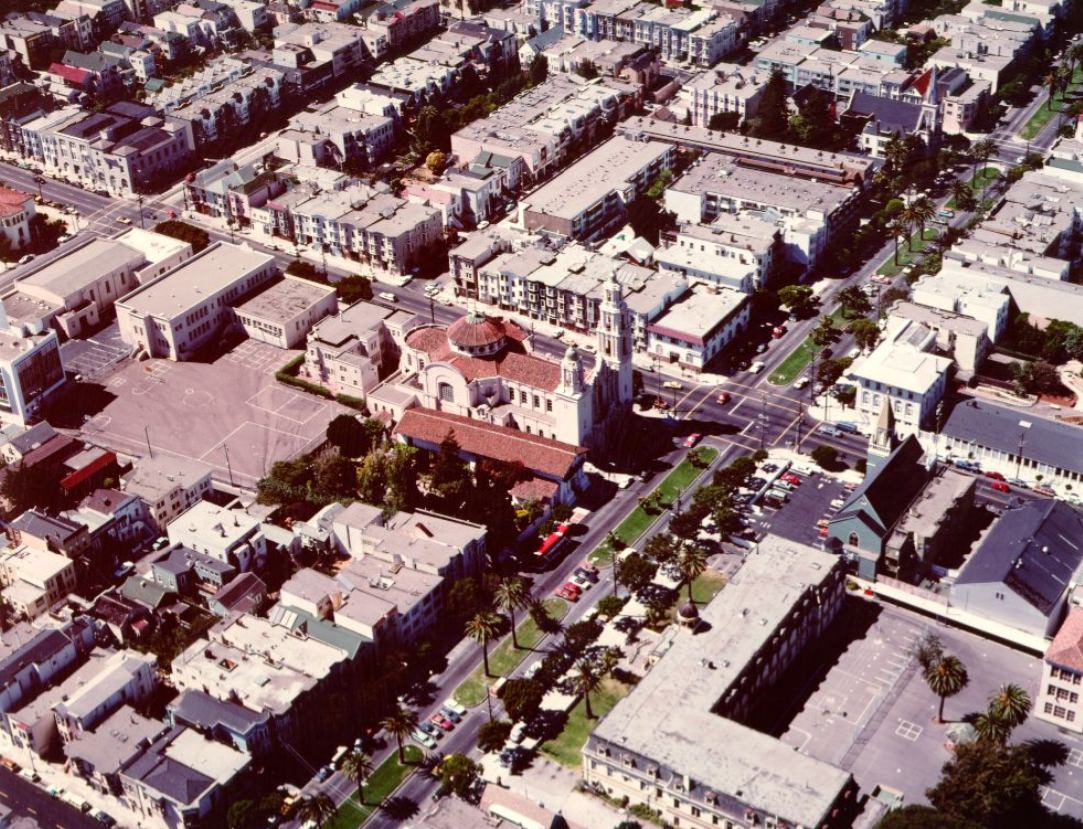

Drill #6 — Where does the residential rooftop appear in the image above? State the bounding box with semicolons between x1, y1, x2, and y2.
234;276;335;323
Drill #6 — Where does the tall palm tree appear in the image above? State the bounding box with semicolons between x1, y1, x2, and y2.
908;196;936;246
340;749;373;804
465;610;502;677
883;133;910;175
989;683;1031;730
969;138;996;179
950;179;976;212
295;793;336;829
573;659;603;719
494;577;532;650
887;217;908;265
381;706;419;764
677;544;709;604
972;710;1011;744
924;655;969;723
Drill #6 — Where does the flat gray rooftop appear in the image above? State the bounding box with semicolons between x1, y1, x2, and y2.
18;238;144;301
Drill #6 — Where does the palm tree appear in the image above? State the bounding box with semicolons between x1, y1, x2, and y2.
465;610;503;677
969;138;996;180
340;749;373;804
923;655;969;723
1069;42;1083;75
883;133;910;175
573;659;603;719
887;217;908;265
494;577;532;649
908;195;936;245
381;706;419;764
950;179;976;212
294;793;336;829
972;710;1011;744
989;683;1031;730
677;544;708;604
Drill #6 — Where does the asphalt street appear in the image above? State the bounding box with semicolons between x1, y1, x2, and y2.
0;766;103;829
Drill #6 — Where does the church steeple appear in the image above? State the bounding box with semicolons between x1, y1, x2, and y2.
559;345;585;395
595;272;633;408
867;399;898;476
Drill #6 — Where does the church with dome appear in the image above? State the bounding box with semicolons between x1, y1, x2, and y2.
397;274;634;452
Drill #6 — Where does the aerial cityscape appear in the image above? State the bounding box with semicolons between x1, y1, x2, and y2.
0;0;1081;825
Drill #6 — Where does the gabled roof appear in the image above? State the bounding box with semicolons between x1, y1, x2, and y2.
830;435;928;541
1048;607;1083;673
955;500;1083;617
846;91;923;134
120;575;173;610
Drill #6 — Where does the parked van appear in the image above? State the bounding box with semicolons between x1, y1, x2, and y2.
61;791;91;812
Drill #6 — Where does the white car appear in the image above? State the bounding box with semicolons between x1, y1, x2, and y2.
412;730;437;749
749;361;765;374
794;377;810;390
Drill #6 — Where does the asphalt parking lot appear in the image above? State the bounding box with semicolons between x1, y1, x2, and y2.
74;341;347;488
784;601;1083;819
751;469;850;547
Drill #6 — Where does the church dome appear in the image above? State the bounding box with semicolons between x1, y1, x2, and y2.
447;310;508;356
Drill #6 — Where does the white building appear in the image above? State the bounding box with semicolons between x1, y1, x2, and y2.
1037;607;1083;733
303;300;411;397
233;276;337;349
646;284;749;372
166;501;267;573
656;214;780;292
116;242;277;361
0;544;77;620
121;455;214;531
0;318;65;426
851;317;953;437
52;650;157;742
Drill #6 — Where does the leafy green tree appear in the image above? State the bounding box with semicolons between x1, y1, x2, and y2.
430;431;472;511
972;711;1012;744
465;610;503;677
816;357;851;388
811;445;838;468
425;150;447;174
851;318;881;351
887;216;909;265
438;753;481;798
926;740;1051;828
790;86;836;147
924;654;969;723
707;111;740;131
616;552;657;593
905;195;936;246
385;444;418;511
875;805;981;829
494;577;532;649
478;719;512;752
576;59;599;79
969;138;996;177
313;453;356;502
809;316;841;348
838;286;872;318
502;677;544;721
529;53;548;86
750;70;790;139
596;594;626;619
337;274;373;304
643;532;680;565
950;179;977;211
414;106;450;155
1;461;58;514
777;284;815;316
911;633;944;671
380;707;418;763
327;414;368;458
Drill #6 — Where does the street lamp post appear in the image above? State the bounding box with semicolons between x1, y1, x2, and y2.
137;194;144;229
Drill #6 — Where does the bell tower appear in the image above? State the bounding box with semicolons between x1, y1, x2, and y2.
596;272;633;406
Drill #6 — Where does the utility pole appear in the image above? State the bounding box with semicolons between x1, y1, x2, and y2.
429;295;435;324
1015;430;1026;481
759;392;767;449
144;424;153;459
223;443;235;487
137;194;145;229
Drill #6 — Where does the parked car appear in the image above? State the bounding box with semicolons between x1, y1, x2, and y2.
570;572;593;591
771;326;786;338
17;254;33;265
412;730;437;749
781;473;801;486
574;567;599;583
429;714;454;731
662;380;683;390
556;584;580;601
418;721;442;738
983;471;1006;481
991;481;1011;493
683;433;702;448
794;377;810;390
749;361;765;374
579;560;599;575
717;391;731;403
438;706;461;723
315;765;333;782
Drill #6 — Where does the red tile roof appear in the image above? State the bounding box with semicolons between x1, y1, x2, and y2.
393;409;585;479
448;314;508;349
49;62;93;86
407;324;560;390
510;476;559;502
0;187;30;218
1048;607;1083;673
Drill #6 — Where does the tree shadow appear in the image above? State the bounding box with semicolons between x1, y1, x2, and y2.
381;796;419;820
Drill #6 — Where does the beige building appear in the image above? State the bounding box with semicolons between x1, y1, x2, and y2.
302;300;414;396
233;276;337;349
116;242;277;361
0;544;78;620
0;187;34;252
1037;607;1083;733
121;455;214;531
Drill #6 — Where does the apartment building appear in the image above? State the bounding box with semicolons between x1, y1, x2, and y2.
683;64;769;127
168;689;273;759
656;213;781;292
0;617;95;716
583;536;854;829
166;64;284;149
887;300;991;373
65;706;167;797
451;74;640;189
302;299;410;396
522;136;673;241
1036;608;1083;733
121;455;214;531
0;188;34;253
851;317;953;438
0;544;78;620
116;242;277;360
646;284;748;372
16;102;191;196
53;650;157;742
0;15;62;70
355;0;441;56
274;21;369;78
166;501;267;573
366;57;461;109
233;276;337;349
287;104;396;171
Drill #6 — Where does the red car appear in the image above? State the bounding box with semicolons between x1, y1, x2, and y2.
781;473;802;485
556;584;580;601
430;714;454;731
991;481;1011;493
818;526;829;537
683;433;702;448
772;326;786;338
718;391;731;404
984;471;1006;481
